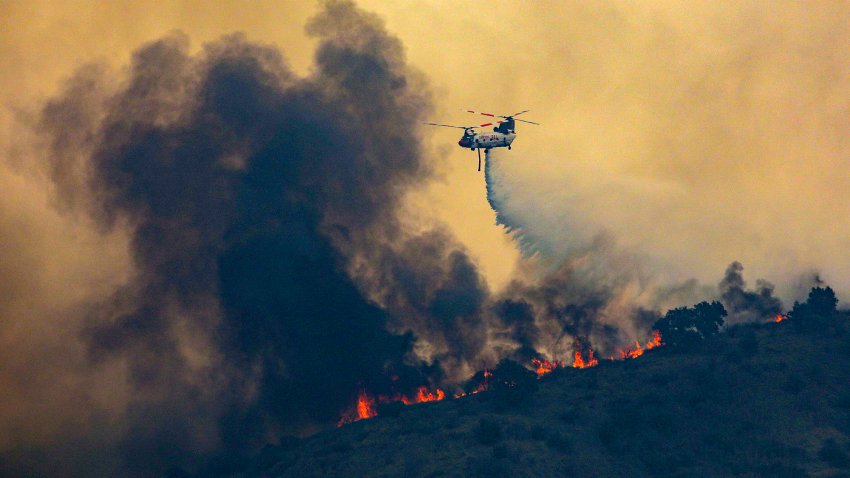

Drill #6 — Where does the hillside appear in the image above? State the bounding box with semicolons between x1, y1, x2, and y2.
250;314;850;478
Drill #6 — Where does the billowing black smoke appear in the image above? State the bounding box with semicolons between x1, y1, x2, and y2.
32;1;457;474
356;227;492;376
490;250;662;363
9;2;807;477
719;261;783;323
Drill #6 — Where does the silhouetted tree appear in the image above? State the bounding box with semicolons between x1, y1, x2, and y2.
789;286;840;332
653;301;727;348
491;359;538;407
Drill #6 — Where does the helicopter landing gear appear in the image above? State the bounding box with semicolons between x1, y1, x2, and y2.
508;145;511;150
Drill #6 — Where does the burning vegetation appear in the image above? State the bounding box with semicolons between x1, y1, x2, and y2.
408;386;446;404
337;286;819;426
338;385;447;426
617;330;663;360
340;331;665;424
276;288;850;478
532;330;663;378
453;370;493;398
572;349;599;369
532;358;562;377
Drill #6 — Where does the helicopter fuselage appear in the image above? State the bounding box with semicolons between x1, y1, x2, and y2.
425;109;536;171
459;131;516;150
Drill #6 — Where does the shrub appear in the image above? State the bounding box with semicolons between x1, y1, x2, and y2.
492;443;509;459
545;431;574;453
650;412;676;437
754;463;808;478
468;455;509;478
739;329;759;356
834;393;850;410
819;438;850;469
475;417;503;446
782;374;805;395
531;425;547;441
653;301;727;348
597;419;622;453
330;439;352;453
558;407;579;424
376;401;406;418
649;373;668;387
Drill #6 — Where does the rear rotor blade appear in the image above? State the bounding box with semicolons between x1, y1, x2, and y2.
496;110;531;119
424;122;473;130
467;109;532;120
515;118;539;125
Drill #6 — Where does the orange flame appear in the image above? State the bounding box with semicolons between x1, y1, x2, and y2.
454;369;492;398
619;341;645;359
572;349;598;368
617;330;663;360
402;386;446;404
774;314;786;323
647;330;662;348
532;358;562;377
342;331;667;426
357;390;377;419
338;389;378;426
339;385;446;426
419;387;446;402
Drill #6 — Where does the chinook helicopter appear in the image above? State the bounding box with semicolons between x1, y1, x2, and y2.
425;109;539;171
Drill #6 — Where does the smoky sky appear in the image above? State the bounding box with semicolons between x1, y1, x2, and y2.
398;1;850;299
0;3;679;472
1;1;846;477
1;1;458;475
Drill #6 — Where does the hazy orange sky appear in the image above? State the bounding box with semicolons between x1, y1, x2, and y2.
1;0;848;302
0;2;847;474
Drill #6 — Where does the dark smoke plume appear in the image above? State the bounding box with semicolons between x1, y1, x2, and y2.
15;1;461;475
719;261;783;324
9;4;543;474
4;2;797;477
490;250;662;362
355;227;492;378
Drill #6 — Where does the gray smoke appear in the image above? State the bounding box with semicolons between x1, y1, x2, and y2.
4;2;830;477
719;261;783;324
2;1;465;475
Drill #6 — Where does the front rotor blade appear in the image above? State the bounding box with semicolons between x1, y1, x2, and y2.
464;109;497;117
515;118;539;125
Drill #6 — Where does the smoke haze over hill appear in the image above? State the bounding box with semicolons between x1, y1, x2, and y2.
0;1;848;476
